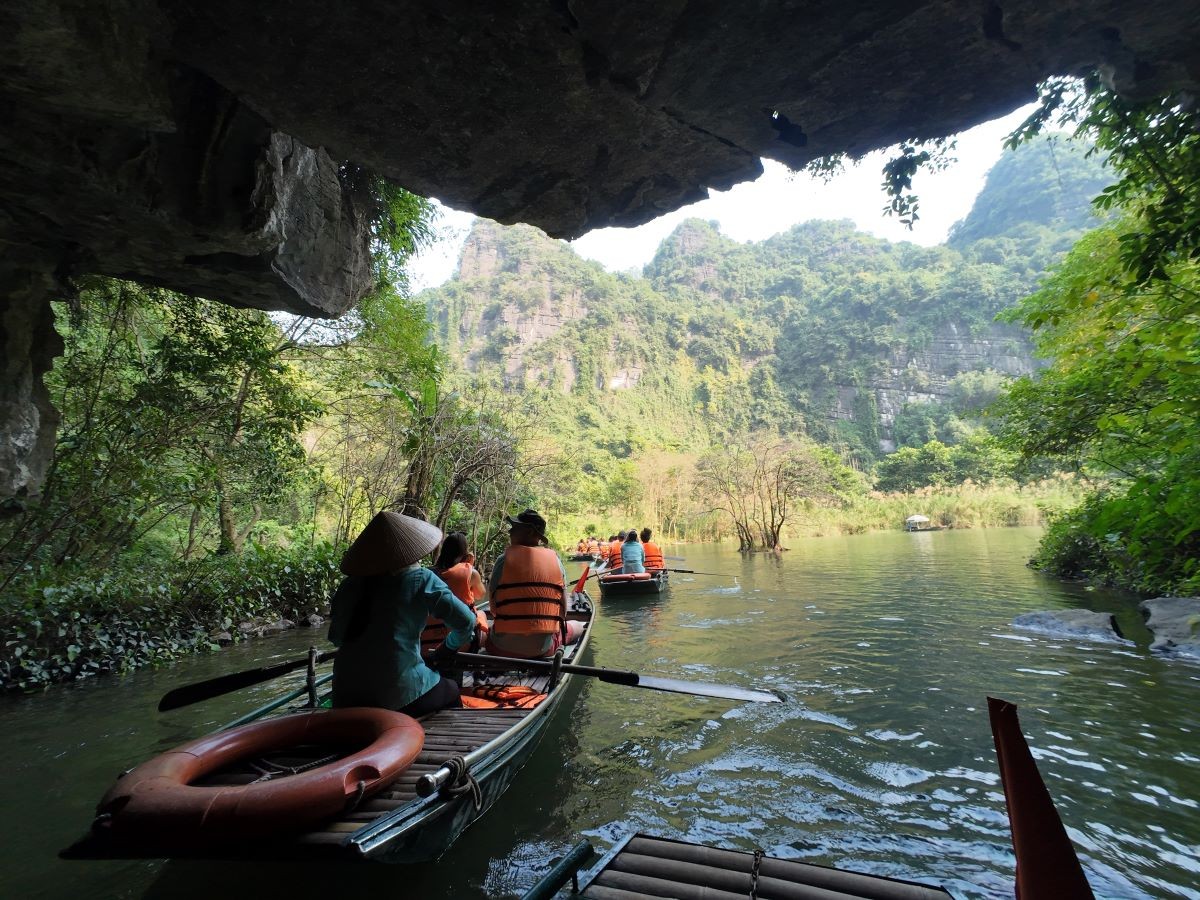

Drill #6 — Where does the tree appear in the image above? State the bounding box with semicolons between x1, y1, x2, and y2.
695;438;855;550
995;221;1200;592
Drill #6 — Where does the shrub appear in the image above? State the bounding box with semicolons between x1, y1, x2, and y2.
0;543;343;690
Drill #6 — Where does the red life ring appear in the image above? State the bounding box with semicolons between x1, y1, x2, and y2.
94;707;424;844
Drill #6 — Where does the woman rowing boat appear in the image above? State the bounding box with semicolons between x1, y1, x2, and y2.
328;512;476;716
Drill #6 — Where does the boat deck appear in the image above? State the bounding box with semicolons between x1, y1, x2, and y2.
295;623;584;850
298;705;535;842
579;833;953;900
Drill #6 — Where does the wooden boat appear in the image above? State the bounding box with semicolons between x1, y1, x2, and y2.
598;570;668;599
521;698;1093;900
522;832;952;899
568;552;601;562
904;515;945;532
63;591;596;864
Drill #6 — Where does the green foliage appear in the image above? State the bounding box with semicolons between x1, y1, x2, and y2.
874;437;1018;493
947;135;1110;248
1;542;341;690
338;165;436;280
995;87;1200;592
1031;490;1199;595
878;137;958;227
0;280;322;581
1008;77;1200;283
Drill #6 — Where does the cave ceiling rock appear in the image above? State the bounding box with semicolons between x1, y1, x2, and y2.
168;0;1200;238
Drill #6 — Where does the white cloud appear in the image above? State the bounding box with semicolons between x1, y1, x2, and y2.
409;103;1036;290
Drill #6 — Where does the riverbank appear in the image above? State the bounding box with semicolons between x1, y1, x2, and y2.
793;476;1084;538
0;542;342;691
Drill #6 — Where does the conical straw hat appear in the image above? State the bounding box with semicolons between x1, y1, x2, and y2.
340;511;443;576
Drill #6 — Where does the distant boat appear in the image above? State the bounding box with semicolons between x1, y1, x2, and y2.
904;514;944;532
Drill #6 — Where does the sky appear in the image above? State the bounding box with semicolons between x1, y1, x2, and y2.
409;103;1036;291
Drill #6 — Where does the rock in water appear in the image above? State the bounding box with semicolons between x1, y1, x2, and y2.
1140;597;1200;659
1012;610;1129;644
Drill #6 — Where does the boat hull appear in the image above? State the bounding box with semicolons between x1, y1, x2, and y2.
597;572;668;598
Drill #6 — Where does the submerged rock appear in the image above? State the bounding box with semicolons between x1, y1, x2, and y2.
1012;610;1129;644
1140;597;1200;659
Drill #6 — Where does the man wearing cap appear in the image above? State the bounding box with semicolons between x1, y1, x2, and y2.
488;509;584;658
328;511;477;716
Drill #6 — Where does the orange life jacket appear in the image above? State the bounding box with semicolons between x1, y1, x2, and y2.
576;540;587;552
422;562;483;652
587;538;600;553
642;541;665;570
491;546;565;638
608;539;623;564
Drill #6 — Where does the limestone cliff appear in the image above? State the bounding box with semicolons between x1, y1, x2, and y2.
424;138;1108;453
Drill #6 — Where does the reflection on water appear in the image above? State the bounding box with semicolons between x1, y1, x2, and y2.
2;528;1197;899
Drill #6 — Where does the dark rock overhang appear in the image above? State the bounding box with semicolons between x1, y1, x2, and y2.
2;0;1199;313
167;0;1200;241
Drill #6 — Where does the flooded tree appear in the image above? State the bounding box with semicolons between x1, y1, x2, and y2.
695;438;856;551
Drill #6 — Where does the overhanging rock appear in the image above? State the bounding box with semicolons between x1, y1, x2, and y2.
167;0;1200;237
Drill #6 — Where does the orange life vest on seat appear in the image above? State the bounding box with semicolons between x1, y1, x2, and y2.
422;562;484;653
642;541;665;570
491;546;565;638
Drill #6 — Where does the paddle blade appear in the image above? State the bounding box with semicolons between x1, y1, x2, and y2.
573;565;590;593
615;673;783;704
157;652;328;712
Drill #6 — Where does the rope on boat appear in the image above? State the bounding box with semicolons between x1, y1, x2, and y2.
748;848;764;900
440;755;482;811
248;752;340;783
346;779;367;812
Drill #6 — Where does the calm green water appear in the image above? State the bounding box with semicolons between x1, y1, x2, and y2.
3;528;1197;899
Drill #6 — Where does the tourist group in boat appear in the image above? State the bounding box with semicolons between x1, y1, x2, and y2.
572;528;665;573
330;507;585;718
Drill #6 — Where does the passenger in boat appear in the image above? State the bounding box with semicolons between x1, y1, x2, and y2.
328;511;476;716
576;538;587;553
640;527;665;571
587;536;601;554
620;529;646;574
423;531;488;657
607;533;624;570
487;508;585;658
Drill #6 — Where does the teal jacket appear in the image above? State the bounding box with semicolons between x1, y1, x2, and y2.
620;540;646;574
328;566;475;710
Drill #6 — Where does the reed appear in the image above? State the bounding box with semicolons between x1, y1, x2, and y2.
790;476;1084;538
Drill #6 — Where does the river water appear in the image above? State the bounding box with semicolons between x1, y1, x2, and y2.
2;528;1197;899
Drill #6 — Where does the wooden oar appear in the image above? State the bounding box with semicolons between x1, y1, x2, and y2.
158;650;335;711
454;652;782;704
587;566;731;578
